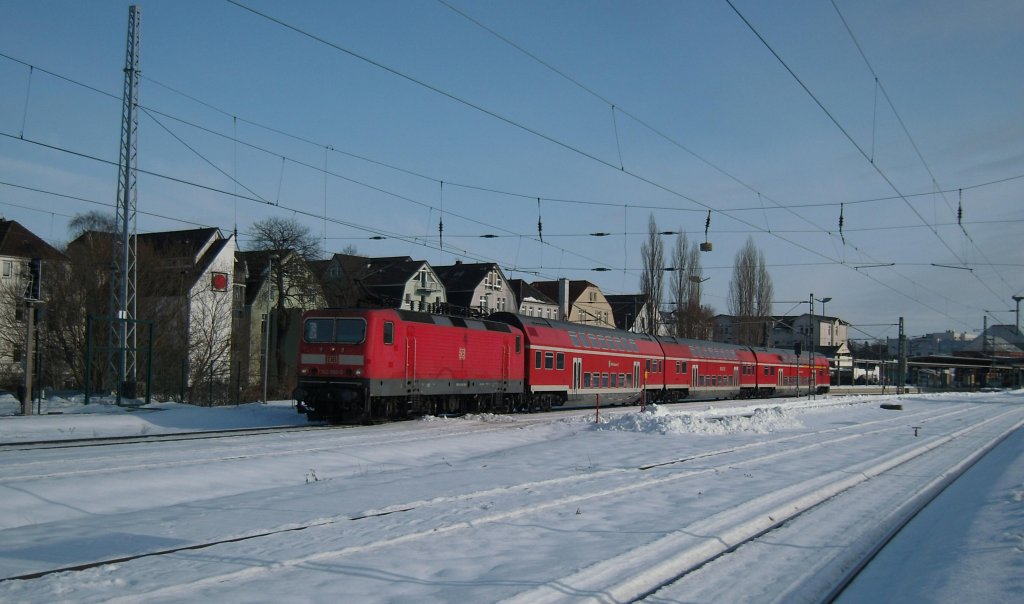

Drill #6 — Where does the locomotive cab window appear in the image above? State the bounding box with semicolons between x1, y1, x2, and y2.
335;318;367;344
304;319;334;343
383;321;394;345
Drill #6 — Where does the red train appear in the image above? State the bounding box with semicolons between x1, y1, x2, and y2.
293;308;829;423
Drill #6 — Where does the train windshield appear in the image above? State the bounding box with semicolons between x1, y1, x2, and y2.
303;318;366;344
335;318;366;343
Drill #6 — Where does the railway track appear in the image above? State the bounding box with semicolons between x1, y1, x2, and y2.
2;398;1016;604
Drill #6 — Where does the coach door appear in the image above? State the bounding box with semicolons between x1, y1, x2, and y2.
633;362;641;392
502;344;511;391
777;367;784;388
691;365;699;388
405;331;418;393
572;358;583;398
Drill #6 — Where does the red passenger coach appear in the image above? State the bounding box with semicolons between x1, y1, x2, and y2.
658;338;753;401
489;313;663;408
294;308;525;422
748;348;830;397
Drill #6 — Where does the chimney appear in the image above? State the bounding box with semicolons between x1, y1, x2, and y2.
558;278;570;321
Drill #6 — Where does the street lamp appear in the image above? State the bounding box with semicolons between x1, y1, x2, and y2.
810;294;831;398
814;295;833;345
688;275;709;305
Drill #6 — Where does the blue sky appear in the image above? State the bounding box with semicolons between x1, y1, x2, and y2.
1;0;1021;339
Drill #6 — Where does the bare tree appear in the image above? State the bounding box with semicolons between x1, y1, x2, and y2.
68;210;117;239
728;237;774;345
671;232;715;339
184;282;235;404
640;214;664;336
247;217;323;395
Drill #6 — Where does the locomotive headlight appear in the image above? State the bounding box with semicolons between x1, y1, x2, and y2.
355;368;363;376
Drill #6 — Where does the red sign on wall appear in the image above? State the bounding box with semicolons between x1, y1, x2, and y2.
211;272;229;292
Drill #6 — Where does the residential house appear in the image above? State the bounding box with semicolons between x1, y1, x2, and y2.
234;249;325;395
0;219;66;387
434;261;515;316
134;228;238;397
350;255;446;313
605;294;650;333
507;279;559;319
531;280;615;328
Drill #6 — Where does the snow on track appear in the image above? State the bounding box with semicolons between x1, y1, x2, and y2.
1;392;1022;603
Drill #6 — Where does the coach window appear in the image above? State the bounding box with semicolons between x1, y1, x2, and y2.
545;352;555;369
584;373;591;388
556;353;565;370
625;374;632;388
646;359;652;372
569;332;581;347
516;335;521;353
535;351;543;369
602;373;609;388
610;373;617;387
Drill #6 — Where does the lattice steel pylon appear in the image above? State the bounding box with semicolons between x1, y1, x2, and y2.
109;5;141;396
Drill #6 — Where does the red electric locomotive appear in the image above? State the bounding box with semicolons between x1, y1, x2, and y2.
294;308;525;422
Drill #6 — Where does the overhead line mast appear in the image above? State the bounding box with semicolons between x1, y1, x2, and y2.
110;4;140;397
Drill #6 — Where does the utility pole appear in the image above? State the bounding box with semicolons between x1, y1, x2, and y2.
809;293;815;398
1013;295;1024;336
21;258;41;416
110;4;141;401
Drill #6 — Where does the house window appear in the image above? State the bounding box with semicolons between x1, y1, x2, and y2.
1;260;12;278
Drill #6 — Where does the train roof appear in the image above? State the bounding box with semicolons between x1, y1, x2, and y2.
487;312;658;342
303;307;514;333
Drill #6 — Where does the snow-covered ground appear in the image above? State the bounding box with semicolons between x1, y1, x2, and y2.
0;390;1021;602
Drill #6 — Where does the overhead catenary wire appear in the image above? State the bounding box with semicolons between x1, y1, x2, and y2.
725;0;1008;309
221;0;977;323
829;0;1015;298
428;0;1018;326
0;16;1015;329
